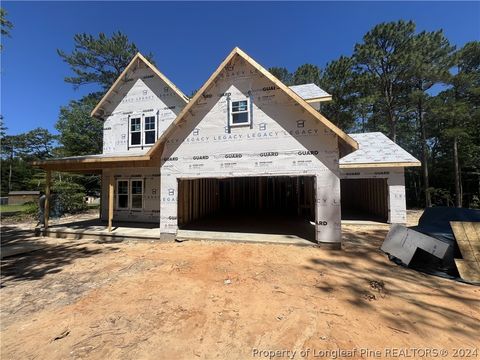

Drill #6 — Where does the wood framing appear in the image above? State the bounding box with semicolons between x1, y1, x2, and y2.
305;96;333;103
147;47;358;157
91;52;189;119
45;170;51;229
108;175;114;232
340;161;421;169
32;157;153;172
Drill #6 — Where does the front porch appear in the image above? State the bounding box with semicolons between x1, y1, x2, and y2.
36;217;161;242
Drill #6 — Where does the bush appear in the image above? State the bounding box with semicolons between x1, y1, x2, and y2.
52;181;88;216
22;201;39;215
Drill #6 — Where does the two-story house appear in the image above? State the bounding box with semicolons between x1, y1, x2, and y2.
34;48;420;248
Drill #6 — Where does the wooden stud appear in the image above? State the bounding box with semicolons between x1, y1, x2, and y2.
44;170;51;230
108;175;114;232
340;162;421;169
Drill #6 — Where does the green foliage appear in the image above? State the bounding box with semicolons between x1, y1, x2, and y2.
1;126;56;196
52;179;88;215
55;94;103;156
57;32;154;90
22;201;39;215
268;67;293;85
0;7;13;50
293;64;321;85
319;56;358;130
354;20;417;142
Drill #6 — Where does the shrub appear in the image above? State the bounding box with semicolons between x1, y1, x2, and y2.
52;181;88;215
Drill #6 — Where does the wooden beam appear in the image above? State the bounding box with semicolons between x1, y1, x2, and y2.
44;170;51;230
340;161;421;169
108;175;114;232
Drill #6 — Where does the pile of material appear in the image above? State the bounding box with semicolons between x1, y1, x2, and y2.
381;207;480;284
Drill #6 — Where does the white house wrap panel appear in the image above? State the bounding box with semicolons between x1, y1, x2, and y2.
159;56;343;244
102;67;186;155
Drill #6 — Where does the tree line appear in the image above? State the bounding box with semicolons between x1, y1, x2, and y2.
1;10;478;210
269;21;479;209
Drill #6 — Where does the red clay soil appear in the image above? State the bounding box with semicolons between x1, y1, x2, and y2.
1;213;479;359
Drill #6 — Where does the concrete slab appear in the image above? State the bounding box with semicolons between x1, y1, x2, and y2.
176;229;316;246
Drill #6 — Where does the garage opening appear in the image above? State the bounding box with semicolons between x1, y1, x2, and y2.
177;176;316;242
340;178;388;222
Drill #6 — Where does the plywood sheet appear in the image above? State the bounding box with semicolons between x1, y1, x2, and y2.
454;259;480;283
451;221;480;282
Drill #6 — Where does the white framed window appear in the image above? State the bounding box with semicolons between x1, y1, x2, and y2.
229;99;251;127
129;114;158;147
117;180;129;209
130;117;142;146
116;179;143;210
144;116;156;145
131;180;143;210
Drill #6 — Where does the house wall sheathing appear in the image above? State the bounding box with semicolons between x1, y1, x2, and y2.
159;57;342;245
102;67;186;155
101;167;160;223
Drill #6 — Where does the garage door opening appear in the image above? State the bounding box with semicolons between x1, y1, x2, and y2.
340;178;388;222
177;176;316;243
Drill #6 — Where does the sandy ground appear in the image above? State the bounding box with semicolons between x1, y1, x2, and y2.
1;211;479;359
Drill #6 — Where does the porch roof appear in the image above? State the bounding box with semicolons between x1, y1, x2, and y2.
31;152;153;172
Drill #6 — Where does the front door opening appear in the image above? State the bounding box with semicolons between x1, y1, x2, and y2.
177;176;316;242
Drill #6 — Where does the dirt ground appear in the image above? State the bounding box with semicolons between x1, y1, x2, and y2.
1;210;479;359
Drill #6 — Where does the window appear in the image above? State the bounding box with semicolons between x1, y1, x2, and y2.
129;114;157;147
230;99;251;126
117;180;129;209
130;117;141;146
116;179;143;210
144;116;156;145
131;180;143;209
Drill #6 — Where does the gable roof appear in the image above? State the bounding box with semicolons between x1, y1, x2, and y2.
289;84;332;102
147;47;358;157
91;52;189;119
340;132;421;168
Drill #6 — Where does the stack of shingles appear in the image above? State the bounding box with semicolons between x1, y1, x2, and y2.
450;221;480;283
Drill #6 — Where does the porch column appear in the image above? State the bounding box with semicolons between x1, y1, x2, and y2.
44;170;51;229
108;175;114;232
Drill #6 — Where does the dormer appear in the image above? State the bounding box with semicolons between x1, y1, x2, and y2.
289;83;332;110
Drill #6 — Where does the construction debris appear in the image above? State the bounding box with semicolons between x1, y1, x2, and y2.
381;207;480;282
381;224;450;266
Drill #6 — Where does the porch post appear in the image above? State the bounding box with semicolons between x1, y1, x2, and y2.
108;175;114;232
44;170;51;229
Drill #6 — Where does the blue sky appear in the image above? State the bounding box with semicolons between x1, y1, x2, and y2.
1;1;479;135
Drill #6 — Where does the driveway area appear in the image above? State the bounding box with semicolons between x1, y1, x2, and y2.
1;212;479;359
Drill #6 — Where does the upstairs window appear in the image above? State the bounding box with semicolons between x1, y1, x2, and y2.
144;116;156;145
130;117;141;146
129;114;157;147
229;99;251;127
